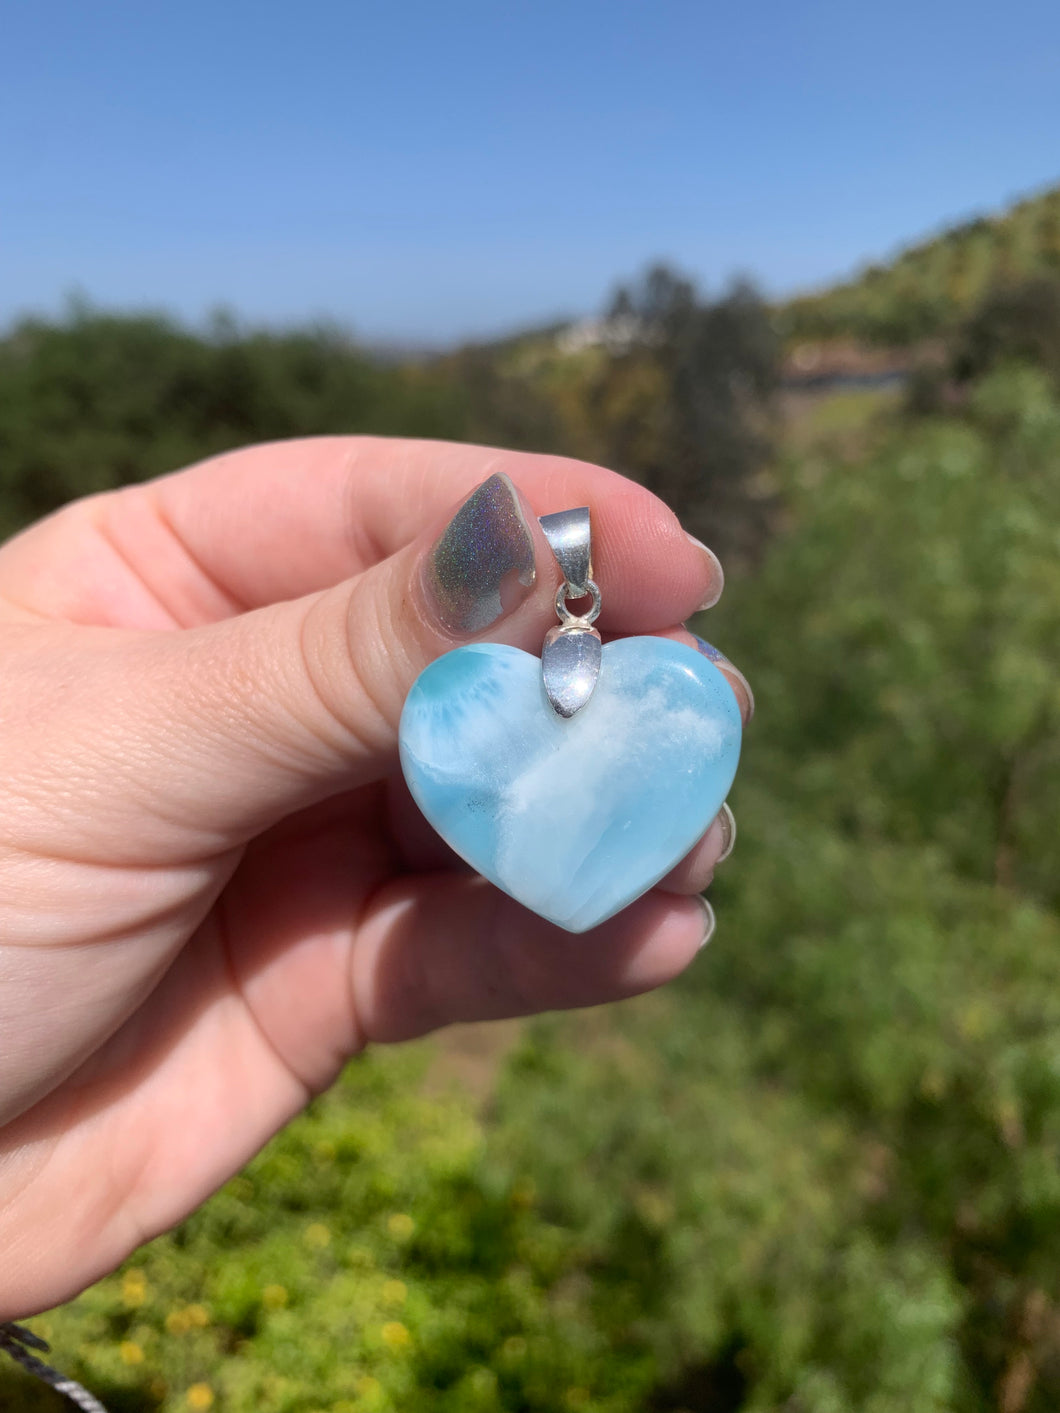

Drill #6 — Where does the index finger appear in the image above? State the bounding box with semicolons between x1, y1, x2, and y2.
0;438;722;632
149;437;722;631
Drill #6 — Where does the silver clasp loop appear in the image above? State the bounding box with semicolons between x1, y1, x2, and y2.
555;579;602;627
539;507;602;718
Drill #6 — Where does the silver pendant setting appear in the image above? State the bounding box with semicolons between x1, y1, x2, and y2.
538;508;602;718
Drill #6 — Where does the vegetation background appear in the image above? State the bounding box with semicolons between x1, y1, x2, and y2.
1;187;1059;1413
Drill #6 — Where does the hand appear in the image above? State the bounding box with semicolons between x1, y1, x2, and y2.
0;438;750;1317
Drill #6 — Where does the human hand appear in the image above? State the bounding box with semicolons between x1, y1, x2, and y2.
0;438;751;1317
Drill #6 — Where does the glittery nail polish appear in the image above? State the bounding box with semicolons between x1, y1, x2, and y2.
423;473;537;634
691;636;755;723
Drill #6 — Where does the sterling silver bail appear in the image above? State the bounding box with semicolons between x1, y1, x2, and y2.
539;508;602;718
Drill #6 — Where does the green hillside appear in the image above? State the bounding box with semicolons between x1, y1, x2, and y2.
780;183;1060;345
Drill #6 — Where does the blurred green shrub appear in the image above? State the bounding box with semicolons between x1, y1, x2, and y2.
744;365;1060;907
953;276;1060;392
0;306;466;538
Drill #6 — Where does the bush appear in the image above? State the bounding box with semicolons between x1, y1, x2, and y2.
0;309;467;538
953;277;1060;390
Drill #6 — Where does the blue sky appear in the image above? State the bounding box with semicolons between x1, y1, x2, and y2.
3;0;1059;343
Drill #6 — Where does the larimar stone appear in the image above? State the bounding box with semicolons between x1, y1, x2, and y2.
399;636;742;933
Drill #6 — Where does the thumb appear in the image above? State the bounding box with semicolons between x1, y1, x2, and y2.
45;468;716;857
73;472;552;851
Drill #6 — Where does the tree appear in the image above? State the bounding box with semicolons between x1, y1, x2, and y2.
586;264;779;562
953;274;1060;390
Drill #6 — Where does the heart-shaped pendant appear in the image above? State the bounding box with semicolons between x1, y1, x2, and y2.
399;635;741;932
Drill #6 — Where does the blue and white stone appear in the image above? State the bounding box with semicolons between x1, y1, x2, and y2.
399;636;742;933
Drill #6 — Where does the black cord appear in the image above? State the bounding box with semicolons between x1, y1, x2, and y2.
0;1322;111;1412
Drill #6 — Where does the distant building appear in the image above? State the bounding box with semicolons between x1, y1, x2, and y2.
782;339;939;390
556;315;644;355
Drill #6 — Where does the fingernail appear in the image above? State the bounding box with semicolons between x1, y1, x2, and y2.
697;896;717;950
423;472;537;634
691;635;755;723
714;802;736;863
685;533;725;610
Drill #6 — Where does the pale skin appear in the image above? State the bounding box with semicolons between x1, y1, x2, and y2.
0;438;748;1319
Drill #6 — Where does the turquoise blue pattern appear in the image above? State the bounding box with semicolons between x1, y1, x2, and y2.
399;636;742;933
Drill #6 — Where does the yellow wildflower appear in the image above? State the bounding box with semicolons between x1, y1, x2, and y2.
262;1284;289;1310
381;1320;411;1350
304;1222;332;1249
387;1212;415;1240
510;1179;536;1208
120;1341;144;1365
186;1383;215;1410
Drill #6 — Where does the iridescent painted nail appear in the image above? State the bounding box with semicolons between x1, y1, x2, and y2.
423;472;537;634
692;636;755;723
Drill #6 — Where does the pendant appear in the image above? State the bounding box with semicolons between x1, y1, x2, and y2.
398;503;742;933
